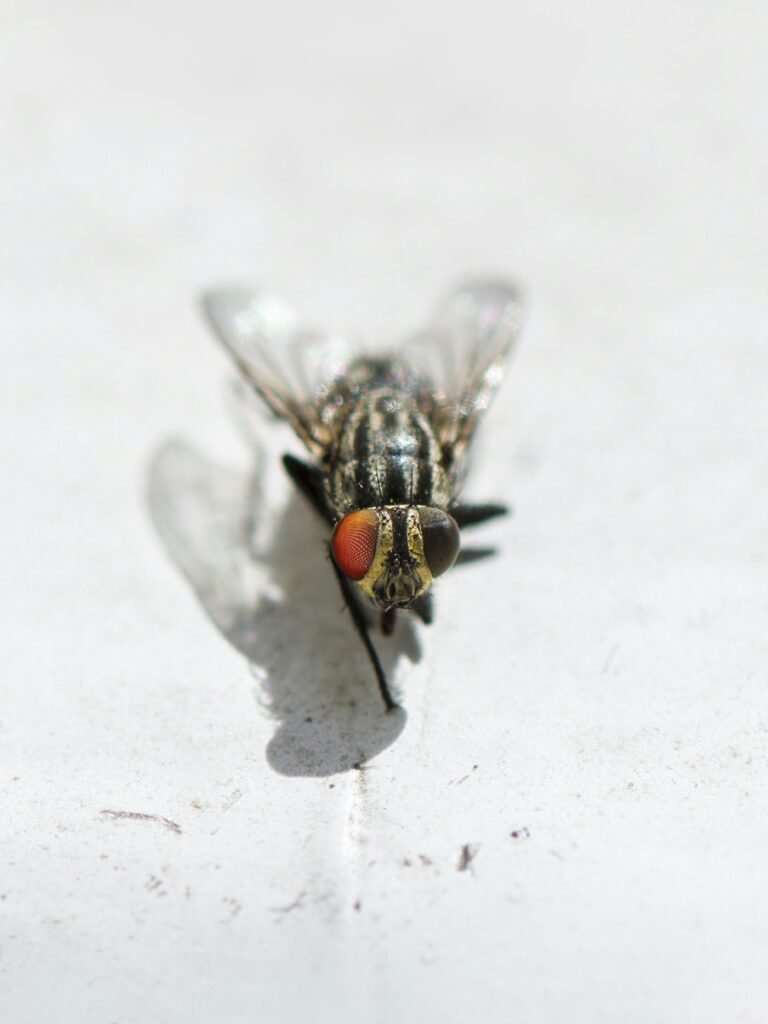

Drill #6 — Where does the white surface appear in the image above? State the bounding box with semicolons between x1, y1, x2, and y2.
2;2;768;1022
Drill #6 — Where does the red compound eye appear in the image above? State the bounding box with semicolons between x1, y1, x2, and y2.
331;510;379;580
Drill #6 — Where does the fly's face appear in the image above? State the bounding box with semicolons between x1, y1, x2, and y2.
331;506;461;610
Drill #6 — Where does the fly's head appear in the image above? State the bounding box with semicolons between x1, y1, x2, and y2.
331;505;460;611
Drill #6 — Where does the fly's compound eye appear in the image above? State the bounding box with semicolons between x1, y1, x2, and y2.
419;508;460;577
331;509;379;580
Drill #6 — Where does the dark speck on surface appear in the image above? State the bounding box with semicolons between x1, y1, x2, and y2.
457;843;479;872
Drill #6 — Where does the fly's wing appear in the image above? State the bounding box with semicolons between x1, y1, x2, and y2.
402;278;525;476
203;290;350;458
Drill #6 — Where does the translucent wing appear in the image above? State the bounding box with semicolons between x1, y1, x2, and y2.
203;289;350;457
402;278;524;474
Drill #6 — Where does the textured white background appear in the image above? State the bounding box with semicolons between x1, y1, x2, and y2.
2;2;768;1021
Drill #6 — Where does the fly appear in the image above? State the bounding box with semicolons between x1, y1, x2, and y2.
203;279;525;710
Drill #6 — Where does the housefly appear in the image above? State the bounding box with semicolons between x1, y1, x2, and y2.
203;279;524;710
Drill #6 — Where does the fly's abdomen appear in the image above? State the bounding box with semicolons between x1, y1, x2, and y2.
328;388;449;515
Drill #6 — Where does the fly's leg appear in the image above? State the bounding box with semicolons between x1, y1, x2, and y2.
451;504;507;566
329;552;398;711
381;609;397;636
410;593;434;625
287;455;396;709
456;547;498;566
282;454;333;526
451;503;509;528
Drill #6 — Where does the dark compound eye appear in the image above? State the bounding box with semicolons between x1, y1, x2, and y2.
419;508;460;577
331;509;379;580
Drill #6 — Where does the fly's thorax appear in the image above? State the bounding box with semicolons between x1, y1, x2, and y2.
330;505;460;610
327;387;451;514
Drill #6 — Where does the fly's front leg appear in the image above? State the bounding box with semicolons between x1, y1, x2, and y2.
381;608;397;636
282;454;334;526
455;546;498;566
451;503;509;529
329;551;398;711
410;593;433;625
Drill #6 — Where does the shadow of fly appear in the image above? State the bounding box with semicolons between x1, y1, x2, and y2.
203;279;525;710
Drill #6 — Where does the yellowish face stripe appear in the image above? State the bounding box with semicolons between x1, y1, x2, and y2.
356;506;433;601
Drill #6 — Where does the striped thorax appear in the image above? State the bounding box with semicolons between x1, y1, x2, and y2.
325;364;452;516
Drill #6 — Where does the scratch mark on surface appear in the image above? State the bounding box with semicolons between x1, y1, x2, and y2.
221;789;243;812
101;810;182;835
457;843;479;873
222;897;242;920
270;890;306;916
449;765;478;786
601;644;618;674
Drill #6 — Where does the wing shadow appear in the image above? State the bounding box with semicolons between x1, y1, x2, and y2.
146;439;414;777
